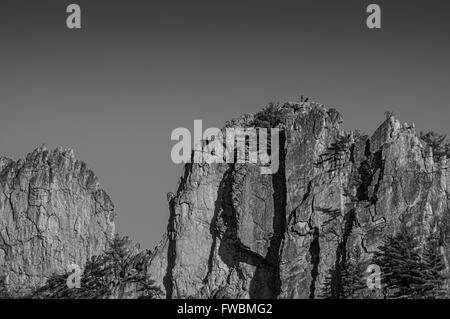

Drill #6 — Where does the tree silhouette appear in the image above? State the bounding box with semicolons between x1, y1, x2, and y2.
371;228;449;299
420;131;450;161
321;249;365;299
372;229;425;298
252;102;285;128
32;235;162;299
420;236;448;298
0;275;10;299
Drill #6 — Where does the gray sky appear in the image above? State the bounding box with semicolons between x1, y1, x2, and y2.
1;0;449;248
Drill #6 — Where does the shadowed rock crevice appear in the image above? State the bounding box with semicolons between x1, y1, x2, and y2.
163;162;192;299
322;207;357;299
249;131;286;298
204;164;235;285
163;198;176;299
371;150;385;205
308;227;320;299
356;138;384;204
336;208;356;266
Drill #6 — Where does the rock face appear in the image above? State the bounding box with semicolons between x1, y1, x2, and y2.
1;101;448;299
148;101;450;299
0;146;115;293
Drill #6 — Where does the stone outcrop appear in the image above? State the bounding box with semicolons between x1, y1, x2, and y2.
0;146;115;294
1;100;448;299
148;101;450;299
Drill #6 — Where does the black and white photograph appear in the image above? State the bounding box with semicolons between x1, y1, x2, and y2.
0;0;449;313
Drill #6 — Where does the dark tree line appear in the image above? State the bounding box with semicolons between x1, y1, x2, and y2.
420;131;450;161
251;102;286;128
321;228;449;299
373;230;447;298
0;275;10;299
0;235;162;299
321;248;366;299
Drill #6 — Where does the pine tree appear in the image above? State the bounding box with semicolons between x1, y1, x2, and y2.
372;229;427;299
32;235;162;299
0;275;10;299
321;267;339;299
321;249;365;299
420;236;448;298
371;228;450;299
420;131;450;160
252;102;285;128
341;257;365;298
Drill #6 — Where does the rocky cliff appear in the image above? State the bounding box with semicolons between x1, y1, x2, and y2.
148;101;450;299
1;101;448;299
0;146;115;294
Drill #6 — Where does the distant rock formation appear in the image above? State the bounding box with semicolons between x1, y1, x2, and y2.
1;100;449;299
0;146;115;294
148;101;450;298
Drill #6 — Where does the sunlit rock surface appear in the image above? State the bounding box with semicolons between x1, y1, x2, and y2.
148;102;449;298
0;146;115;293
